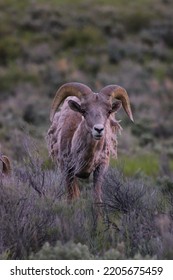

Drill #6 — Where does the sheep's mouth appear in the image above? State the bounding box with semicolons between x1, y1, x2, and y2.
93;134;103;140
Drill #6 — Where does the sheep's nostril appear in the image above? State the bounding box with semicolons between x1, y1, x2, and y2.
95;128;104;133
94;125;104;134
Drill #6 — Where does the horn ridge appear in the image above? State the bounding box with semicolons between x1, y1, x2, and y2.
50;82;92;122
100;84;134;122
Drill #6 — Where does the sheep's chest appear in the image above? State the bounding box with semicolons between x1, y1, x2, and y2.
74;139;109;178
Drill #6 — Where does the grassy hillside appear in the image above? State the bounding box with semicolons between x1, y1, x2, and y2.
1;0;173;259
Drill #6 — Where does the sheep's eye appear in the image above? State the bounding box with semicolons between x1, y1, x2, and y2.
81;109;86;115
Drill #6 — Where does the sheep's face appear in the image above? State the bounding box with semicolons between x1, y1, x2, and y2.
68;94;121;140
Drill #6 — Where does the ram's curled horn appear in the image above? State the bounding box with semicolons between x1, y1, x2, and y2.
50;82;92;122
100;85;134;122
0;155;11;175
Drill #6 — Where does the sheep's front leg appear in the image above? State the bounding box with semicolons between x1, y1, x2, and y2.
93;164;107;204
66;175;80;201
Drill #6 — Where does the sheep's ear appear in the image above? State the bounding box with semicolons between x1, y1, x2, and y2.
68;100;82;113
111;100;122;112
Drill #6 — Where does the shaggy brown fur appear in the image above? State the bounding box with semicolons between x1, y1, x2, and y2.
47;83;133;203
0;154;11;178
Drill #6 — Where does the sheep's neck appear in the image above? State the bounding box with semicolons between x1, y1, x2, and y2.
71;121;104;177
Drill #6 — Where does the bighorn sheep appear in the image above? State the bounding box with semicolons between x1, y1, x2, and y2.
0;154;11;177
47;82;133;203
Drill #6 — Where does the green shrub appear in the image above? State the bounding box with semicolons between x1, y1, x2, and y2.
122;10;153;33
0;64;39;94
139;133;154;147
62;26;104;49
0;36;21;65
131;119;152;138
157;176;173;194
30;241;93;260
30;240;154;260
111;153;159;176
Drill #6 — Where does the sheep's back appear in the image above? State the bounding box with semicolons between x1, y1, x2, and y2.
47;97;82;163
